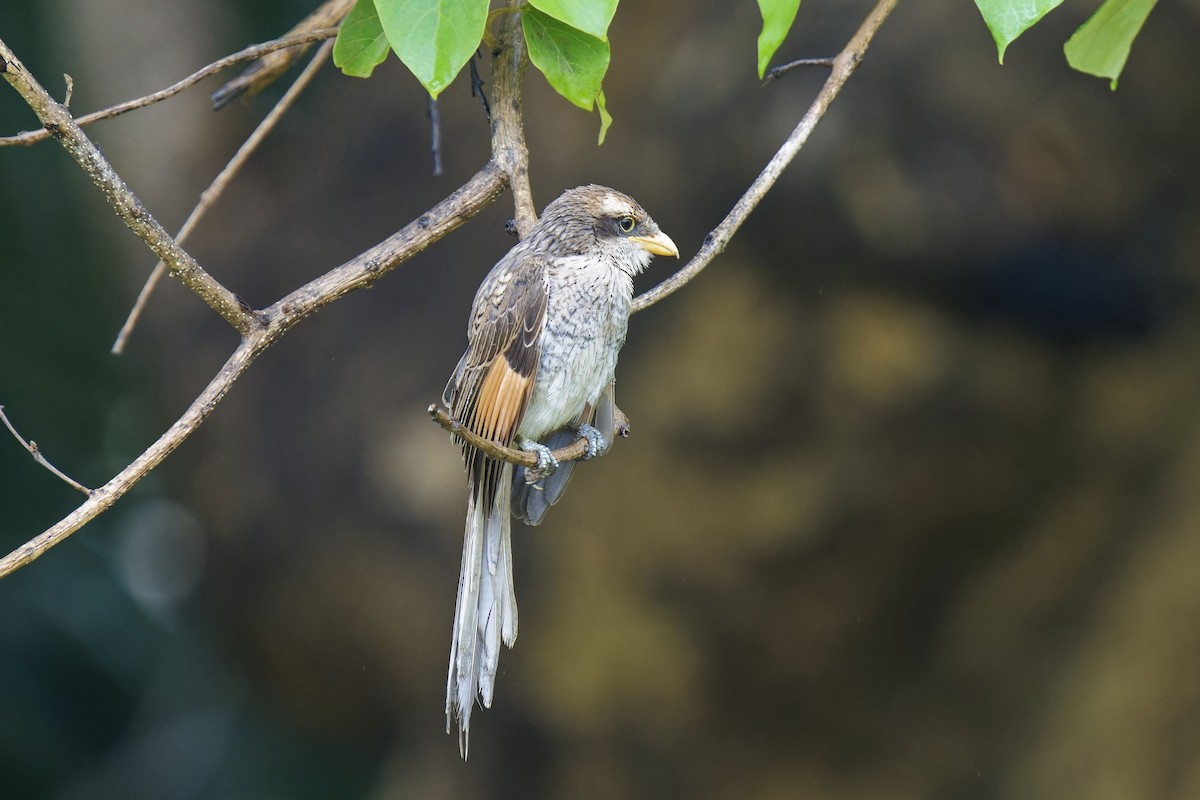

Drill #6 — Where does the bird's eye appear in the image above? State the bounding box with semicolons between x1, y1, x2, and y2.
618;215;636;233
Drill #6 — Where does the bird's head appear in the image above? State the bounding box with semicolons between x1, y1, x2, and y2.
535;185;679;273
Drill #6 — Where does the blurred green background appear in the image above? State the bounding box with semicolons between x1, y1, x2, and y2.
3;1;1199;797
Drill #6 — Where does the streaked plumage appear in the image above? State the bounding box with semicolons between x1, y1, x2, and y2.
443;185;677;755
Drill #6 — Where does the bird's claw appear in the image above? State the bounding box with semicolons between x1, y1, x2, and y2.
577;423;607;460
520;440;559;483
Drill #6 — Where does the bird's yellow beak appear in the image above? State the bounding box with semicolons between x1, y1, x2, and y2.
630;230;679;259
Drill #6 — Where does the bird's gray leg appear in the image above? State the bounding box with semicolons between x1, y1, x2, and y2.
515;435;559;483
575;423;606;460
588;382;617;459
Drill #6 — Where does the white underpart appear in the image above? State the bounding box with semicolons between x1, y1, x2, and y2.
519;252;640;440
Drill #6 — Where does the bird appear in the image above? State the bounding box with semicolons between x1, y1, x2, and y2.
442;185;678;756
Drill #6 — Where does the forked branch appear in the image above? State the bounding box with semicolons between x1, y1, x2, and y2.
112;39;337;355
0;38;257;334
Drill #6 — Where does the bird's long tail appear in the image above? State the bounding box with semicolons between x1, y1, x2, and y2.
446;462;518;757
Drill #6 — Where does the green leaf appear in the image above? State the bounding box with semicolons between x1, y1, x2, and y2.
596;89;613;145
374;0;489;98
333;0;391;78
528;0;618;40
756;0;801;79
523;6;610;110
973;0;1065;63
1064;0;1157;89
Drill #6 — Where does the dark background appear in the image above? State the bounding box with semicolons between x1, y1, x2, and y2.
3;1;1199;797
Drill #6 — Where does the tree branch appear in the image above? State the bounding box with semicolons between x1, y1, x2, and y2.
631;0;899;313
260;164;506;331
0;37;258;335
428;402;632;470
0;29;339;148
428;405;583;467
489;2;538;235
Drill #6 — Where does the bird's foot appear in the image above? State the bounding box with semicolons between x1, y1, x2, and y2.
576;423;607;460
517;437;559;483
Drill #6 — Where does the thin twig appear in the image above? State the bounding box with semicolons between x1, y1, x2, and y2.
0;37;258;335
112;39;335;355
427;404;631;468
632;0;899;313
428;405;586;467
0;29;338;148
0;406;92;496
429;96;444;176
764;57;836;81
211;0;353;108
469;52;491;122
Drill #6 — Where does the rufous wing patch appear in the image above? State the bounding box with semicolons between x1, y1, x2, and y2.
470;356;532;445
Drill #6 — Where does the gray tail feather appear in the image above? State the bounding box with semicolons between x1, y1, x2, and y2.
446;463;518;758
512;427;580;526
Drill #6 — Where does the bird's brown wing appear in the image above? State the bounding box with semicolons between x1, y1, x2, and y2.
445;254;548;472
